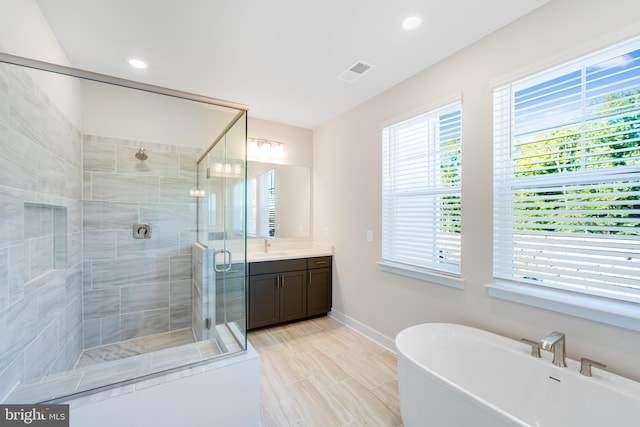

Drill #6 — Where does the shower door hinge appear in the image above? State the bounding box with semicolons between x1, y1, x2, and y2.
206;167;211;178
205;318;212;329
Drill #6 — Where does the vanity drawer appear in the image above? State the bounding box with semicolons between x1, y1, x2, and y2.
307;256;332;269
249;258;307;275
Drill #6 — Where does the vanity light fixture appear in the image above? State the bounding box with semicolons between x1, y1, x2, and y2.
128;58;148;69
248;138;285;160
402;16;422;31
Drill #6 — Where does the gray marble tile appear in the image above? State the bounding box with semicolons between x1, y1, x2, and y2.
27;235;53;280
0;63;8;127
76;355;153;391
37;272;66;326
83;288;120;320
49;323;83;374
196;339;223;359
169;302;192;331
0;248;8;311
76;343;141;368
5;369;83;404
0;186;24;247
83;318;101;349
100;314;122;345
91;257;170;288
150;343;201;371
9;70;47;146
156;231;182;258
170;279;191;307
179;152;197;179
82;172;92;200
143;308;170;335
83;139;116;173
170;256;191;281
159;177;195;203
24;322;59;380
66;200;82;235
83;231;117;260
68;231;83;268
141;329;195;353
53;206;67;268
120;311;144;342
83;201;138;231
57;293;83;347
82;261;92;291
64;265;83;300
115;230;158;259
179;234;195;255
91;173;159;203
121;283;170;314
0;297;37;376
0;126;38;192
35;146;81;199
24;204;53;240
0;353;23;403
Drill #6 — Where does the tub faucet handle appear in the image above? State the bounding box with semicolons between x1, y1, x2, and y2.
580;357;606;377
520;338;541;358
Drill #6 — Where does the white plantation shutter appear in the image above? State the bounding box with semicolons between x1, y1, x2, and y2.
493;37;640;304
382;101;462;276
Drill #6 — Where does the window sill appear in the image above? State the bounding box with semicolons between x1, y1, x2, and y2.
486;281;640;333
378;261;464;289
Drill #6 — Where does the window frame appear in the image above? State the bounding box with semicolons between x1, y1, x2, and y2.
489;36;640;331
379;99;464;289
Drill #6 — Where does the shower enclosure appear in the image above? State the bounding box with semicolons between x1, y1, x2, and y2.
0;53;248;404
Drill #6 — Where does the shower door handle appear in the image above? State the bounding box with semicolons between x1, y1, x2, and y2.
213;250;233;272
223;250;233;271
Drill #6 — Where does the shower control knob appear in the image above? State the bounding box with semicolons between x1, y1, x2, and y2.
133;223;152;239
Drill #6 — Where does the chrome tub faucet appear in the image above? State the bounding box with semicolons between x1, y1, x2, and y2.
539;331;567;368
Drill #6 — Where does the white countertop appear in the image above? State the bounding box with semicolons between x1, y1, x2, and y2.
246;247;333;263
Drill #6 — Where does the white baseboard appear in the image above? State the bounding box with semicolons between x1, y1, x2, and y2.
328;310;396;353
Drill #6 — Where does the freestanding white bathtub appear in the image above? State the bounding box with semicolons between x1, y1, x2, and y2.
396;323;640;427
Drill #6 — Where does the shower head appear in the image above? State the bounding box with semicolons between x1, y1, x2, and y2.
135;148;148;161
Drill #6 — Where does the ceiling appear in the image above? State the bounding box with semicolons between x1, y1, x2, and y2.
35;0;549;129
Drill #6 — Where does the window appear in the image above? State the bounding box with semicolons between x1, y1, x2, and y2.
258;169;276;238
492;38;640;322
381;101;462;284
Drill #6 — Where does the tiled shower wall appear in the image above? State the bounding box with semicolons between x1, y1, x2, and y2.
82;135;199;348
0;63;83;401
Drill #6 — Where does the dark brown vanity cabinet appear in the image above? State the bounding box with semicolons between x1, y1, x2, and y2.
247;256;332;330
307;257;332;317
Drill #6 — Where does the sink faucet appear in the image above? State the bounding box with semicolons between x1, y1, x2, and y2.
539;331;567;367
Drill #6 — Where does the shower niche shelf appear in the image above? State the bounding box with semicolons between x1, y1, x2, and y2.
24;203;68;280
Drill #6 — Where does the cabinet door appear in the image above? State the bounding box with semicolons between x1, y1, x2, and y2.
279;270;307;323
307;267;332;316
248;273;279;329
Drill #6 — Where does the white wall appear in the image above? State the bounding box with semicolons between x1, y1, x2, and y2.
248;117;313;167
313;0;640;381
81;80;239;149
0;0;82;127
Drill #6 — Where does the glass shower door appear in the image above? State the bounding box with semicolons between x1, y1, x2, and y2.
205;113;247;350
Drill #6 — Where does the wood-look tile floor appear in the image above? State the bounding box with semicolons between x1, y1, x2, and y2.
248;316;403;427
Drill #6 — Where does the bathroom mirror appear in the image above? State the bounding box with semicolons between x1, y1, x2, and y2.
247;161;311;239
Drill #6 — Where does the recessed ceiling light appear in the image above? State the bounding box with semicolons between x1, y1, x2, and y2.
128;58;148;69
402;16;422;31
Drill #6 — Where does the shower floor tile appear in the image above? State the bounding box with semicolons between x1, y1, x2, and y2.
75;329;196;368
5;325;238;404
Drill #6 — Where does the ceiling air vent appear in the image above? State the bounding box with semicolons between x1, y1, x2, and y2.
337;60;374;83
